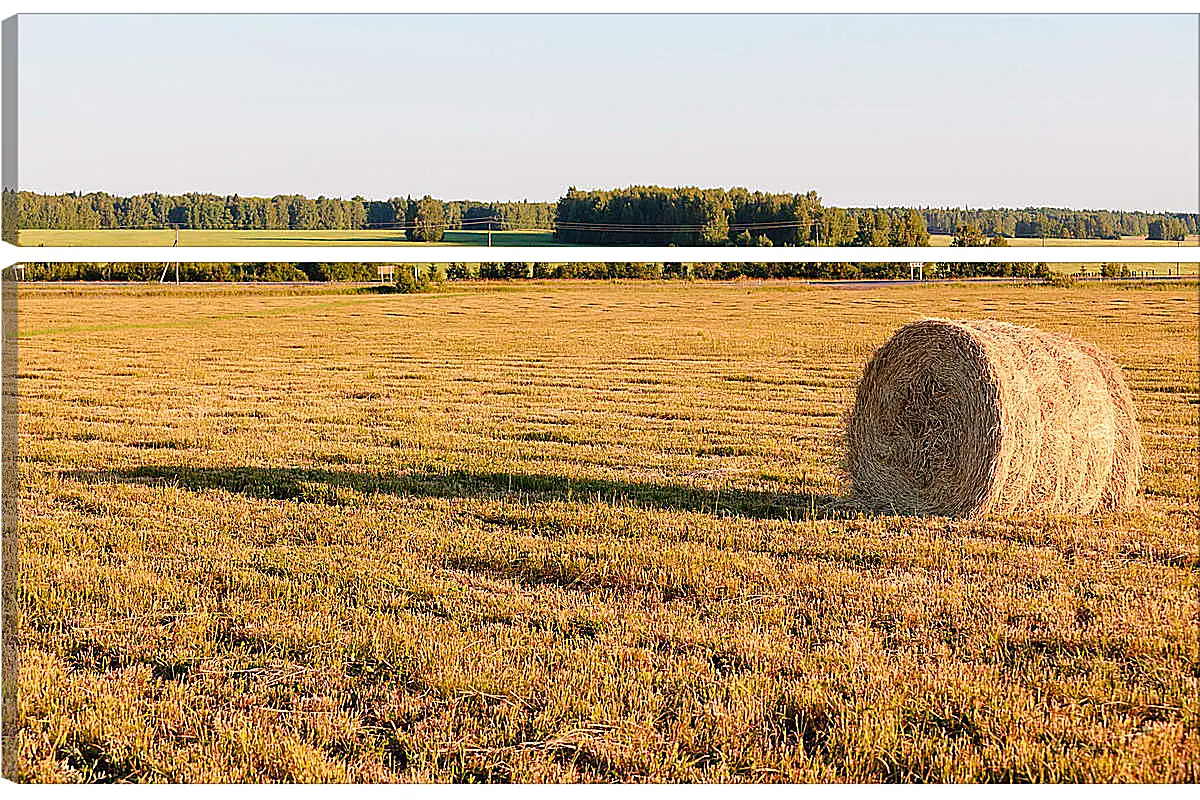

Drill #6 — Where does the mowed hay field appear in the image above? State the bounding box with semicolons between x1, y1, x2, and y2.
13;280;1199;783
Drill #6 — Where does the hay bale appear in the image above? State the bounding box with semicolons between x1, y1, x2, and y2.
845;319;1140;518
1072;339;1142;511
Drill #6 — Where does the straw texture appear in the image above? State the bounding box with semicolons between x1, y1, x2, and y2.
845;319;1140;518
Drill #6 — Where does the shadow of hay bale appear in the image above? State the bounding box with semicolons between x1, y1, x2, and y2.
68;464;848;521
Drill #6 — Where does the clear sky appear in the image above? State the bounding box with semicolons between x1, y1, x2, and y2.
17;13;1200;210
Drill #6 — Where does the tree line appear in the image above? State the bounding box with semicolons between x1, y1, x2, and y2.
20;261;1053;284
16;191;370;231
921;206;1197;240
22;262;383;282
13;188;1196;244
553;187;930;247
11;190;556;239
446;261;1050;280
553;187;1196;245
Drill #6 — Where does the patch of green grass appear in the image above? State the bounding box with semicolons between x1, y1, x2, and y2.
16;229;564;247
18;228;1199;255
14;280;1199;782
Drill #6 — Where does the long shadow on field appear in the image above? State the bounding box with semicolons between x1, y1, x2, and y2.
70;464;846;521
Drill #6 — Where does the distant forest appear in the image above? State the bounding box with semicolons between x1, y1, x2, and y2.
10;191;555;237
554;187;928;246
556;187;1197;245
11;188;1198;245
920;207;1196;241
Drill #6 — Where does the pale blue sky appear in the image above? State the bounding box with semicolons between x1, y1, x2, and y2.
17;13;1200;210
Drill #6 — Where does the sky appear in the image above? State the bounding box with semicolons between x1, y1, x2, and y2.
17;13;1200;210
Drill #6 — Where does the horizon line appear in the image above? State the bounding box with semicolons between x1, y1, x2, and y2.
11;185;1199;216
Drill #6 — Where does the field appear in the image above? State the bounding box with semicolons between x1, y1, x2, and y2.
12;280;1199;782
16;228;1200;252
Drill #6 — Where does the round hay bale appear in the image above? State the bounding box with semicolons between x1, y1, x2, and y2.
1072;339;1142;511
845;319;1139;518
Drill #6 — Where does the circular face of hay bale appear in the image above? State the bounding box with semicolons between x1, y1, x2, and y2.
845;319;1135;518
845;319;1005;518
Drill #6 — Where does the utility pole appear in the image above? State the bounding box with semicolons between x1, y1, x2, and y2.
159;224;181;284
